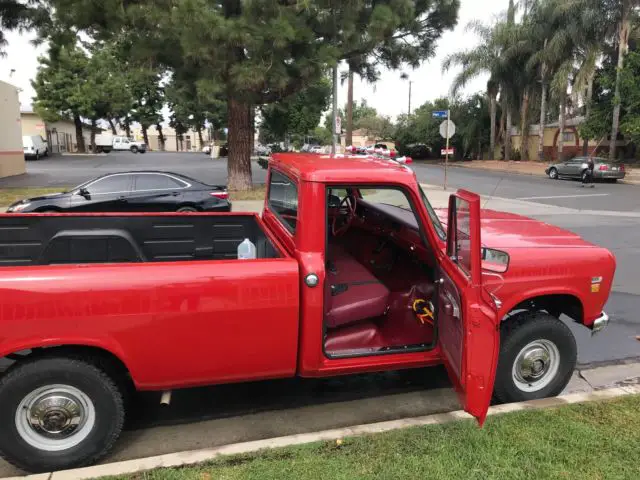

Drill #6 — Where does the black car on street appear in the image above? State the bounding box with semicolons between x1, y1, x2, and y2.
6;171;231;213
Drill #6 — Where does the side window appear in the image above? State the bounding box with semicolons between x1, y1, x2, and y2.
453;197;472;276
268;170;298;233
135;174;185;191
86;175;131;194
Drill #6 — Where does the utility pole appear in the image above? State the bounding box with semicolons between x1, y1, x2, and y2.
332;64;338;154
444;108;450;190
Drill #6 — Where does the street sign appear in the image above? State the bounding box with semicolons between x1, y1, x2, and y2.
335;115;342;133
439;120;456;139
441;148;455;156
432;110;447;119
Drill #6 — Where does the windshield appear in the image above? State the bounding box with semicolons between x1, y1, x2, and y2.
419;185;446;240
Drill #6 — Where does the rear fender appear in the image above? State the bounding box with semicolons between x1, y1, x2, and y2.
0;337;137;384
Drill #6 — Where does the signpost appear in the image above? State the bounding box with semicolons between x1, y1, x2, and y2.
437;111;455;190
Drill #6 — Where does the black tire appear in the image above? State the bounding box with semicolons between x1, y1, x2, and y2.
130;146;138;154
35;151;40;161
139;149;146;154
493;312;577;404
177;206;198;213
0;357;125;473
548;167;558;179
38;210;58;214
581;170;589;182
103;148;112;154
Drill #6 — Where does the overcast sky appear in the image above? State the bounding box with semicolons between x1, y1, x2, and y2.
0;0;507;119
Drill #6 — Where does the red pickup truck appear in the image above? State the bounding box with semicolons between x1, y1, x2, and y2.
0;153;614;473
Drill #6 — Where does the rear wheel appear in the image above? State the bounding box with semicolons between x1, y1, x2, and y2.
177;206;198;213
548;167;558;179
494;312;577;404
130;146;138;154
0;357;125;473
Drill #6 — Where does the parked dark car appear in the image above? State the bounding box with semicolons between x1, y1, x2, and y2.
545;157;626;182
6;171;231;214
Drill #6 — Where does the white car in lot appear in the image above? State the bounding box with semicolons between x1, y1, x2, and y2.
22;136;48;160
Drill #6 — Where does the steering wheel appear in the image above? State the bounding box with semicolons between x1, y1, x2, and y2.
332;195;357;236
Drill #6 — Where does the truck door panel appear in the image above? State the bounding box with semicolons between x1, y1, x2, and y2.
438;191;499;425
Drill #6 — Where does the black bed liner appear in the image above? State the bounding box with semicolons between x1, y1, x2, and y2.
0;214;279;266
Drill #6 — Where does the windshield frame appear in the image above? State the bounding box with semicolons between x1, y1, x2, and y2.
419;185;446;241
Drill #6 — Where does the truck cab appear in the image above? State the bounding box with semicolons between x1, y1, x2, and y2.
0;153;615;473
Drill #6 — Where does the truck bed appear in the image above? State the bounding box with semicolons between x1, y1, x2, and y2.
0;213;280;266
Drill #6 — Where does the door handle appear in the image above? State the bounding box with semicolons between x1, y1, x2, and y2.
117;196;127;202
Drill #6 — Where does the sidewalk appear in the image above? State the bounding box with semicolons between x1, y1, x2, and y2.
447;160;640;185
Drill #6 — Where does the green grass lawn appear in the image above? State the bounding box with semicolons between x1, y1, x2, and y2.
110;395;640;480
0;187;67;207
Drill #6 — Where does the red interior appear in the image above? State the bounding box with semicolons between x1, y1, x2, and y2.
324;198;437;357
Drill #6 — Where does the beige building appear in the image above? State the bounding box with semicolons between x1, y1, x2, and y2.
340;129;396;150
21;110;98;154
510;116;626;160
128;126;209;152
0;81;26;178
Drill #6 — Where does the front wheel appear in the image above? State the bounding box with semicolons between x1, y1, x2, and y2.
0;357;125;473
177;206;198;213
493;312;577;404
548;167;558;180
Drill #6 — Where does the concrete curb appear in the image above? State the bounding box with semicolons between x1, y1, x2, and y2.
12;385;640;480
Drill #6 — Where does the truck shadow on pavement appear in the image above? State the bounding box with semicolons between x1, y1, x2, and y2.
126;366;451;430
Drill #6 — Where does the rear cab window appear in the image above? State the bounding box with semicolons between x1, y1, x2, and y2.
268;170;298;234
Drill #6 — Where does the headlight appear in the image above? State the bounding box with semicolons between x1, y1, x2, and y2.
9;202;31;212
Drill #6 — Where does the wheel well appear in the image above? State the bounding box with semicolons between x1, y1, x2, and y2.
505;294;583;324
36;206;61;212
1;345;134;391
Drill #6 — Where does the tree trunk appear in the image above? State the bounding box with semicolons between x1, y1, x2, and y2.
499;96;507;159
124;120;131;139
197;126;204;148
73;115;86;153
583;72;595;157
538;82;548;161
227;96;253;191
141;125;150;147
175;134;179;152
557;91;567;161
156;124;165;151
609;8;630;161
520;87;530;160
489;94;497;159
90;119;97;152
505;104;512;161
108;119;117;135
346;68;354;146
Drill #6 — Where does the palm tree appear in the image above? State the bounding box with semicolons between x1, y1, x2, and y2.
609;0;638;161
442;20;507;159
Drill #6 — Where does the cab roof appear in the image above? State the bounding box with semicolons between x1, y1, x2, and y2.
270;153;417;184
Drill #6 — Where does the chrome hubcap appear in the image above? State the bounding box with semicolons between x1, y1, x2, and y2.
512;340;560;393
16;385;96;451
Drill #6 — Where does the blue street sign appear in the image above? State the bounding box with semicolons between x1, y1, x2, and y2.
432;110;447;119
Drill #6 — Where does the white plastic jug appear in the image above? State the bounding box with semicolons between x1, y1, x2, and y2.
237;238;257;260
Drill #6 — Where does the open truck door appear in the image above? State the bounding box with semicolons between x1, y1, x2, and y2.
438;190;499;425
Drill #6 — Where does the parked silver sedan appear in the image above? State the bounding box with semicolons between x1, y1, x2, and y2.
545;157;626;182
